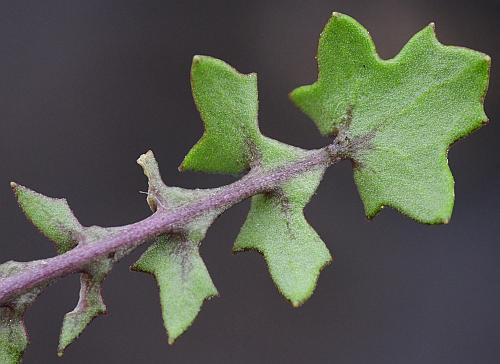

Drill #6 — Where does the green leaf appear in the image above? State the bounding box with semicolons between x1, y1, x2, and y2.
57;272;106;355
180;55;263;174
57;225;129;355
134;151;220;343
178;55;333;305
132;234;217;344
234;141;331;306
12;183;81;254
11;184;129;355
0;261;46;364
290;13;490;223
0;306;27;364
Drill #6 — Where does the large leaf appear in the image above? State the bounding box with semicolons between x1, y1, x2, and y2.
291;13;490;223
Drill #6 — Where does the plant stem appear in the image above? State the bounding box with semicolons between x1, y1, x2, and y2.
0;142;344;304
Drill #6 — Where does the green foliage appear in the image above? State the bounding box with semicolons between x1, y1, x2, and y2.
234;145;331;306
0;12;490;363
291;13;490;223
133;151;219;344
132;235;217;344
13;183;82;254
58;272;106;355
183;57;331;305
180;56;261;174
10;184;131;356
0;262;46;364
57;225;130;355
0;305;27;364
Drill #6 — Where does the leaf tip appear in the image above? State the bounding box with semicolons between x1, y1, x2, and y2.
436;209;452;225
364;203;382;221
192;54;203;65
167;336;177;345
10;181;18;190
129;261;143;273
424;214;451;225
191;54;217;70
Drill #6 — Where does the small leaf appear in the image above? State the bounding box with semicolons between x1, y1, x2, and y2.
57;225;127;355
132;234;217;344
290;13;490;223
134;151;221;343
11;184;129;355
12;183;81;254
0;306;27;364
58;272;106;355
0;261;46;364
180;56;263;174
234;142;331;306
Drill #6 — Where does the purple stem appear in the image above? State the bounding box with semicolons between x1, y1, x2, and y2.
0;143;343;304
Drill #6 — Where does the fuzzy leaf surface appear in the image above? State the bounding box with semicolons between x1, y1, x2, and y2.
11;184;128;355
178;55;333;305
181;56;262;174
57;225;130;355
13;184;81;254
132;234;217;344
0;262;46;364
134;151;220;343
234;141;331;306
290;13;490;223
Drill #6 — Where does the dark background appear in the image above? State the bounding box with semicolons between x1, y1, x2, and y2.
1;1;499;363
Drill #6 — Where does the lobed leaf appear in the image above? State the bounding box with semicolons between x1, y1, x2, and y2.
11;184;130;356
290;12;490;223
132;234;217;344
234;141;331;306
57;225;130;355
180;56;332;305
134;151;220;343
180;56;262;174
57;272;106;355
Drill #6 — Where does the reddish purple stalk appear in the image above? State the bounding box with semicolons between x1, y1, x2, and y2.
0;143;344;304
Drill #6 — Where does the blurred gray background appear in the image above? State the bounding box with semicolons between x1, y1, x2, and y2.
1;1;499;363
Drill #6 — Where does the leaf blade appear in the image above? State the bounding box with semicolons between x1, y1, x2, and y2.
133;235;217;344
0;261;46;364
235;141;331;306
12;183;82;254
290;13;490;223
181;56;262;174
11;184;128;355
